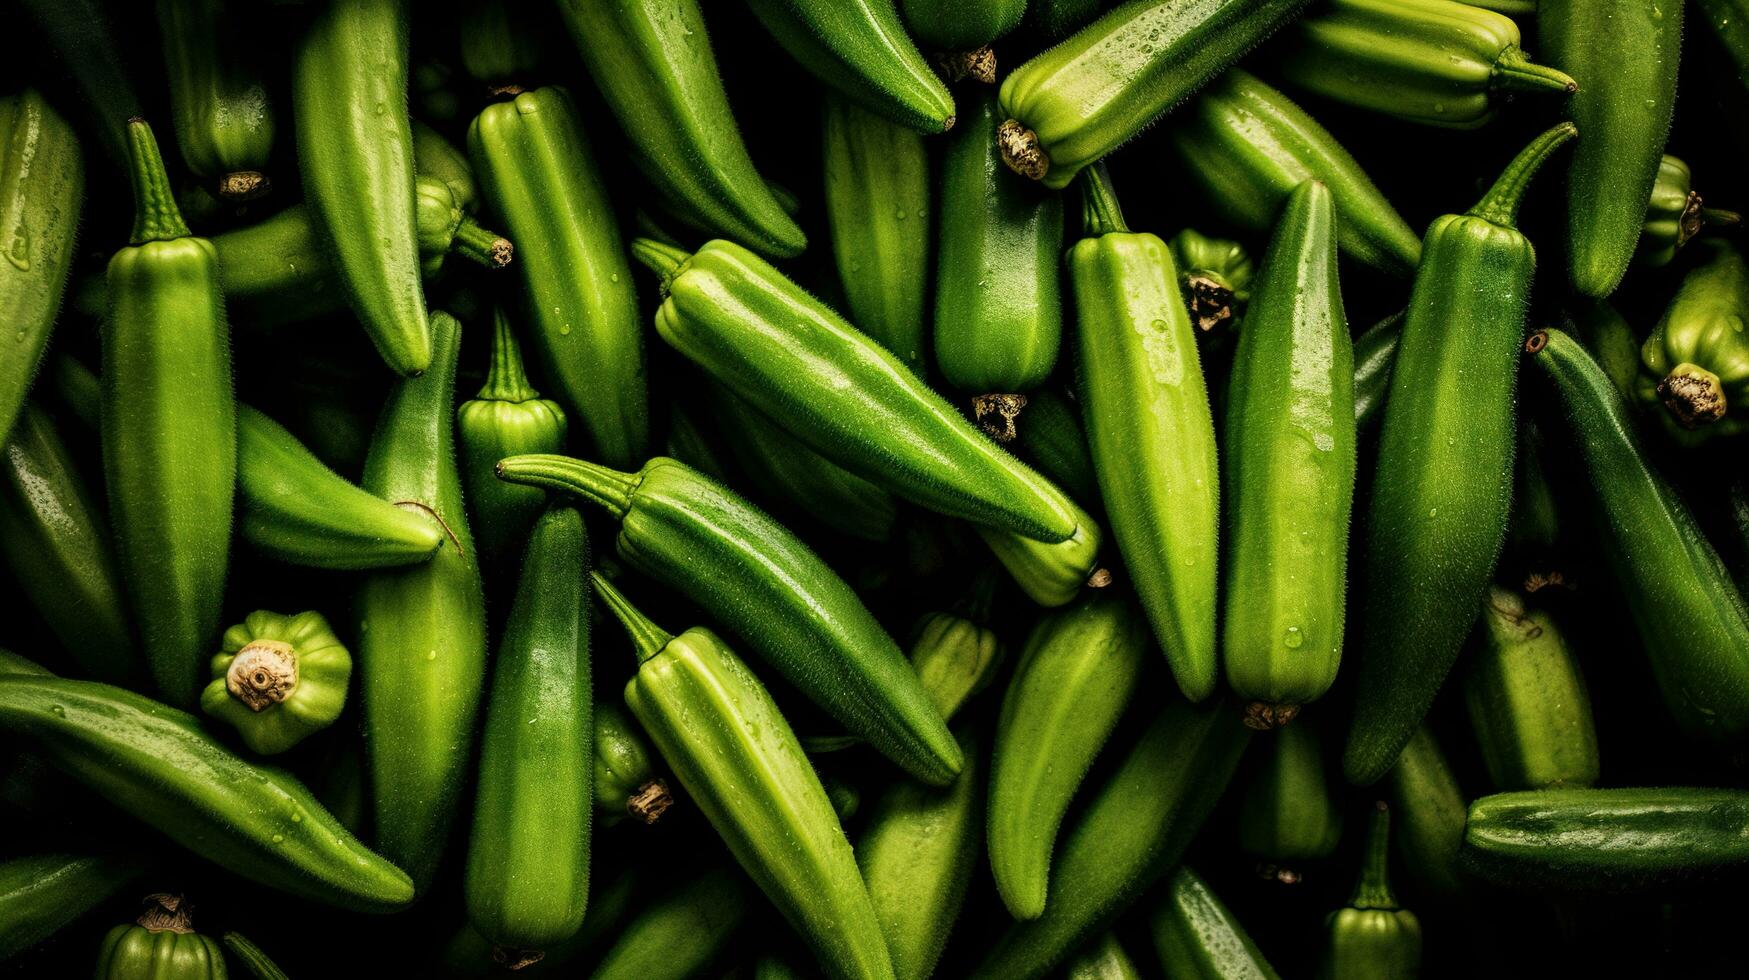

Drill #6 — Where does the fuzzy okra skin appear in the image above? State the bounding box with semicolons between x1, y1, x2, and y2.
593;698;669;825
593;575;896;980
823;95;932;371
1528;329;1749;745
745;0;955;133
1070;167;1219;701
470;87;647;469
292;0;429;375
1221;180;1355;718
1238;722;1343;867
1063;933;1142;980
589;866;749;980
1170;70;1423;277
1151;867;1282;979
498;454;961;785
1278;0;1577;130
997;0;1314;189
1344;123;1576;787
1464;588;1599;791
631;237;1080;545
558;0;803;257
901;0;1027;48
102;119;236;709
1542;0;1683;298
988;593;1148;920
0;90;82;451
934;90;1065;427
356;311;489;892
0;852;148;963
158;0;275;200
465;507;591;953
1384;726;1468;899
971;699;1253;980
0;675;414;911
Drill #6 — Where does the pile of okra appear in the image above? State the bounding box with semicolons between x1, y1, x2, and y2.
6;0;1749;977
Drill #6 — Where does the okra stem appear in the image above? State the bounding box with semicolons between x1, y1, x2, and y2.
1077;163;1129;237
1469;122;1579;228
125;120;191;244
629;238;692;296
1351;802;1400;911
1492;50;1579;95
477;310;538;403
495;454;637;518
589;572;673;665
451;216;514;268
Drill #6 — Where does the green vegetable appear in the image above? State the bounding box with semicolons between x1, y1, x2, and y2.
594;699;671;826
1239;723;1343;877
1639;155;1741;268
745;0;955;133
1697;0;1749;91
457;309;567;577
906;574;1005;721
973;496;1105;608
220;931;290;980
0;853;147;963
0;675;414;910
158;0;275;200
629;237;1081;545
1221;180;1355;720
1543;0;1683;297
1384;726;1467;899
859;727;983;980
466;507;591;955
1464;788;1749;891
1168;228;1254;334
458;0;549;92
1636;241;1749;441
102;119;236;708
95;895;226;980
356;310;489;892
588;866;749;980
411;119;476;213
1169;69;1422;277
1278;0;1577;129
470;87;647;469
934;90;1065;440
970;700;1253;979
1571;299;1641;400
1071;165;1218;701
592;574;894;980
0;402;136;684
1318;803;1422;980
901;0;1026;48
557;0;803;257
1063;932;1141;980
292;0;429;374
1010;389;1103;514
1464;588;1599;790
988;593;1148;919
823;95;932;371
1527;328;1749;746
1028;0;1113;39
1344;123;1576;786
1151;867;1282;979
497;453;960;786
201;610;352;755
997;0;1314;188
0;89;81;450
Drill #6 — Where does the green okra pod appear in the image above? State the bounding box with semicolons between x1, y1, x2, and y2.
1070;166;1219;701
593;575;895;980
1318;804;1423;979
201;609;352;755
1063;933;1142;980
1352;311;1404;431
95;894;227;979
158;0;276;200
1639;155;1741;268
102;119;236;708
0;852;148;964
221;931;292;980
1238;722;1344;877
1384;725;1468;899
1464;588;1599;791
1636;241;1749;442
589;866;749;980
745;0;955;133
1345;123;1576;786
594;698;671;826
499;453;960;785
292;0;430;375
1168;228;1254;335
1151;867;1282;979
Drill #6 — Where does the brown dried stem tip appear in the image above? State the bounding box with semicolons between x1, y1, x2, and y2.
1657;363;1727;429
227;640;300;712
1185;275;1238;333
137;894;195;934
627;778;675;825
936;46;998;85
972;393;1028;442
217;171;270;202
998;119;1048;181
1242;701;1300;731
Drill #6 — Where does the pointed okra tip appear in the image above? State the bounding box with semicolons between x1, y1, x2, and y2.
589;572;673;664
629;238;693;297
125;118;192;245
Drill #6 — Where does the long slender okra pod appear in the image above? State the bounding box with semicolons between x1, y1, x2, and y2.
1070;165;1219;701
0;852;149;963
744;0;955;133
292;0;430;375
102;119;236;708
593;575;896;980
356;311;489;891
1344;123;1576;786
498;453;960;785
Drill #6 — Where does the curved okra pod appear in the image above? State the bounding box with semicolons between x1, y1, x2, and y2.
1636;241;1749;443
0;675;414;910
356;311;489;891
997;0;1314;188
745;0;955;133
102;119;236;708
1527;328;1749;746
1385;725;1468;899
0;89;82;450
1070;166;1219;701
1464;588;1599;791
1344;123;1577;786
589;866;749;980
158;0;276;200
1151;868;1283;978
498;453;961;785
1278;0;1576;129
629;237;1082;545
0;852;149;963
1543;0;1683;297
592;574;895;980
469;87;647;468
1169;70;1423;277
292;0;429;375
558;0;804;257
1639;155;1741;268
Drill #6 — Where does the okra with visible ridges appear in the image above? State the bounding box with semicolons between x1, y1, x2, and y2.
1464;587;1599;791
158;0;276;200
745;0;955;133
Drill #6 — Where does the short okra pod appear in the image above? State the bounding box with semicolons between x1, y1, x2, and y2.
1464;588;1599;791
1639;155;1741;268
1635;241;1749;443
1318;804;1423;979
1238;722;1344;879
1151;867;1283;978
1384;726;1468;899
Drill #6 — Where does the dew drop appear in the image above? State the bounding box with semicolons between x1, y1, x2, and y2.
1284;627;1304;649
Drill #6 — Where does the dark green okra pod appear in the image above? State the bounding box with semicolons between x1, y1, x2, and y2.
95;894;226;979
0;852;148;963
1151;867;1283;978
589;866;749;980
1464;588;1599;791
594;698;671;825
102;119;236;708
1318;803;1422;979
1639;155;1741;268
1345;123;1576;786
158;0;276;200
745;0;955;133
1352;311;1405;430
221;931;292;980
1385;725;1468;899
1238;722;1344;878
